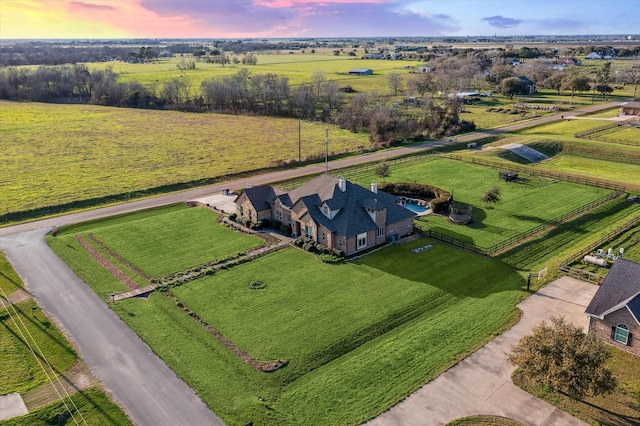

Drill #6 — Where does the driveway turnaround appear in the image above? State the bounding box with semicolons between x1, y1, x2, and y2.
0;230;224;426
367;277;597;426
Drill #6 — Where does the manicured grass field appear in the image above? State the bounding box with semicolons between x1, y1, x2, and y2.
346;158;613;248
594;125;640;145
50;204;263;280
497;197;640;272
52;232;525;425
539;156;640;191
0;100;370;215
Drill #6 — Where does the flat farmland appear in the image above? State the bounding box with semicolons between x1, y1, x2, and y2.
91;55;417;94
0;100;369;214
346;158;613;249
51;237;523;425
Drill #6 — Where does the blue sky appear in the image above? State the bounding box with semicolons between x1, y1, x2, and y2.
1;0;639;39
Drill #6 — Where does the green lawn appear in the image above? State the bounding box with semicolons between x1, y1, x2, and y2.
497;197;640;272
540;156;640;191
2;387;132;426
347;158;612;248
70;204;261;277
0;299;78;395
0;253;23;297
83;242;526;426
1;253;78;395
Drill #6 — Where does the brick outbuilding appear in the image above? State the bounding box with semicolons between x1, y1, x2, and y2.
585;259;640;356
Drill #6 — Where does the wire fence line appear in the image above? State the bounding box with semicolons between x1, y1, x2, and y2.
417;190;625;257
437;153;626;192
573;117;638;138
558;214;640;267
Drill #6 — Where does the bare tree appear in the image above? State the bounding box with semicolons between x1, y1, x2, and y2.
311;70;327;99
408;72;435;98
387;72;404;96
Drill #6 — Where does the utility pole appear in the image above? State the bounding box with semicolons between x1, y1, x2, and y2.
298;119;301;162
324;127;329;174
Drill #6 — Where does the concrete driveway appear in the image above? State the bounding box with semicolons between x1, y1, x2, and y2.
367;276;597;426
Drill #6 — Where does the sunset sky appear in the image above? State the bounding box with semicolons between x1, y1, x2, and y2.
1;0;638;40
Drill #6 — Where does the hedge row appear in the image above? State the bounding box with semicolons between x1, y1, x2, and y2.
379;182;452;214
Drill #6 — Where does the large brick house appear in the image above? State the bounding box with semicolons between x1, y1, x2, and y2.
235;174;415;256
585;258;640;356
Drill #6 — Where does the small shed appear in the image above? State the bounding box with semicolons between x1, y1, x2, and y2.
349;68;373;76
621;102;640;116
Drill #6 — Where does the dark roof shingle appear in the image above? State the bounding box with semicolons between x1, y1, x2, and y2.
585;259;640;317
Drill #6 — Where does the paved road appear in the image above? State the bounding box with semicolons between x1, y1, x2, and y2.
0;230;224;426
367;277;597;426
0;101;622;425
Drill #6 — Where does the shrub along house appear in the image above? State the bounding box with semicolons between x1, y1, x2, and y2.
585;258;640;356
235;174;415;256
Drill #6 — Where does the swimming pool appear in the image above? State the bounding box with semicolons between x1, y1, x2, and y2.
403;201;430;214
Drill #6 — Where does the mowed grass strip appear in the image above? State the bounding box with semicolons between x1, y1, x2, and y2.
539;156;640;191
0;100;370;214
347;158;612;248
0;299;78;395
0;253;24;297
51;204;263;277
0;253;78;395
90;241;524;425
2;387;132;426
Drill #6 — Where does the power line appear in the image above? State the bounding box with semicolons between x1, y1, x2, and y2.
0;289;87;425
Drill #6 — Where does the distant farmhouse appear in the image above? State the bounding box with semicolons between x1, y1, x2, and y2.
349;68;373;76
621;102;640;116
517;76;537;94
585;259;640;356
235;175;415;256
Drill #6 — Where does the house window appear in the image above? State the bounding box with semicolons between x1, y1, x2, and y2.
338;239;343;247
304;225;313;239
614;324;629;345
321;232;325;240
357;232;367;249
323;205;329;216
377;227;384;237
276;210;282;221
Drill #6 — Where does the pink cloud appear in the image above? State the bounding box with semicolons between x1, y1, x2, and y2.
69;1;117;11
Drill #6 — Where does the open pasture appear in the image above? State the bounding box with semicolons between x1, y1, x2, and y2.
346;158;613;249
0;100;369;215
91;54;417;94
92;241;525;425
50;204;263;278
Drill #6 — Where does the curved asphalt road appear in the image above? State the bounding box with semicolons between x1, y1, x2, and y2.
0;101;624;425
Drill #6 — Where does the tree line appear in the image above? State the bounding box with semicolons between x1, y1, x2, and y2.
0;64;474;145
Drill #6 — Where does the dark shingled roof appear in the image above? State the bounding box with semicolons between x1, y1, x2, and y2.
627;294;640;323
242;185;282;212
286;174;415;238
585;258;640;318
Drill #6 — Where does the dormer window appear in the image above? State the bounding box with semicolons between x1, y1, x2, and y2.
324;205;329;216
